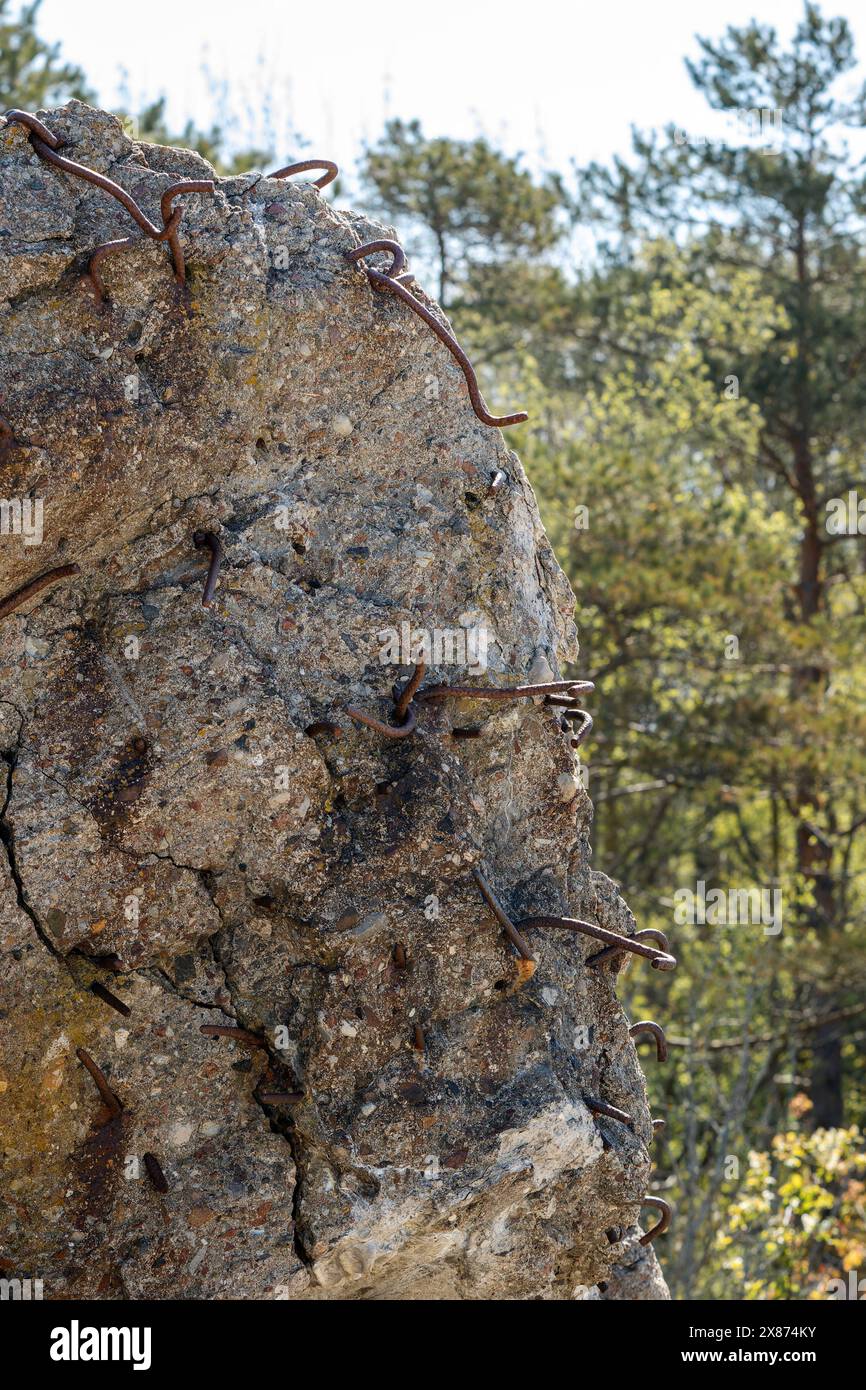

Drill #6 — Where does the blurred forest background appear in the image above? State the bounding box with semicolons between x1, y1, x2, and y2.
3;0;865;1299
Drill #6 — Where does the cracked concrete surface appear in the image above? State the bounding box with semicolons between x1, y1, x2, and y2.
0;102;669;1299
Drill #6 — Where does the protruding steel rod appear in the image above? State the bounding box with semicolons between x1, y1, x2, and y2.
75;1047;122;1118
193;530;223;606
348;240;528;428
200;1024;267;1050
394;661;426;722
3;109;59;146
0;564;80;623
639;1196;673;1246
85;236;138;303
4;111;214;284
160;182;214;283
420;679;594;703
566;708;594;748
471;866;535;961
143;1151;169;1193
586;927;674;971
90;982;131;1017
629;1020;668;1062
516;914;676;970
269;159;338;189
584;1094;634;1127
346;702;418;738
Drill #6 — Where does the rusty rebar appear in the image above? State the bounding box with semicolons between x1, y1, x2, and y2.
515;914;676;970
347;239;407;277
639;1196;673;1246
348;240;528;428
90;982;131;1017
84;234;151;304
346;656;427;740
393;943;408;969
4;111;214;285
258;1090;304;1105
543;688;595;747
394;661;426;722
471;866;535;961
87;952;126;973
269;159;339;189
586;927;674;971
29;134;165;235
584;1094;634;1127
413;1024;426;1053
420;679;594;704
75;1047;122;1118
629;1020;668;1062
3;109;60;146
567;708;594;748
200;1024;267;1049
346;701;417;739
544;685;596;705
143;1151;169;1193
192;530;223;606
0;563;80;623
160;182;214;283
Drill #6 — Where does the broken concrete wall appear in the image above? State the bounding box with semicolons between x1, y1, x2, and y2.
0;103;669;1300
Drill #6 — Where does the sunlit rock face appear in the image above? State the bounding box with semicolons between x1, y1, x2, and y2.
0;103;666;1300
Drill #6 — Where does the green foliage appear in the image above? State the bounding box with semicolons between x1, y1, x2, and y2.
0;0;92;110
520;3;866;1294
359;118;564;306
714;1124;866;1299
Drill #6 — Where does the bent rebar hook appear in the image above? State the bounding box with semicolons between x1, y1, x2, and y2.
347;239;529;429
639;1196;673;1246
346;660;425;739
4;110;214;298
269;159;339;189
515;913;677;970
587;927;673;971
629;1020;668;1062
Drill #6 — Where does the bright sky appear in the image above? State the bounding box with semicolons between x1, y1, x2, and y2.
37;0;866;196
